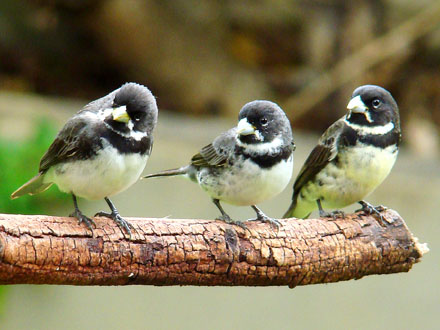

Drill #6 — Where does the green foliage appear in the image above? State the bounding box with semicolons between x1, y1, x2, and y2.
0;119;70;317
0;119;69;214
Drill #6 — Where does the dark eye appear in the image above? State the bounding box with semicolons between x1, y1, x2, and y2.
372;99;381;108
260;117;268;126
132;112;142;121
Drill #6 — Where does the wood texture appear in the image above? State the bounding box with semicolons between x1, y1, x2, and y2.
0;209;427;287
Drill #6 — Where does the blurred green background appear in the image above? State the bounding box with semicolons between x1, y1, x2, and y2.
0;1;439;329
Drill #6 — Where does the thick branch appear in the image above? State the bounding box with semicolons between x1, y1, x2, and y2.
0;210;427;287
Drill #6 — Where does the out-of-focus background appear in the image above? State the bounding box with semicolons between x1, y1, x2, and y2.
0;1;439;329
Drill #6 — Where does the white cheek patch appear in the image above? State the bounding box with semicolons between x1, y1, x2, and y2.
84;108;147;141
254;130;264;141
364;110;373;123
103;121;147;141
130;130;148;141
347;110;373;123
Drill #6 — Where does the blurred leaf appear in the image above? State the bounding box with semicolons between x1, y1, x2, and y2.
0;119;69;214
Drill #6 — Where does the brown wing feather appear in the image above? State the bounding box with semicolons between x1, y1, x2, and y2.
292;118;346;199
190;127;236;168
191;143;228;168
39;118;91;171
293;144;333;194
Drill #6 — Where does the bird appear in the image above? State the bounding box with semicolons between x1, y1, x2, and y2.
143;100;295;228
283;85;401;221
11;82;158;235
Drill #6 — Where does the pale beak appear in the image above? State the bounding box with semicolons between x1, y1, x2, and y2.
347;95;368;114
236;118;255;136
112;105;130;123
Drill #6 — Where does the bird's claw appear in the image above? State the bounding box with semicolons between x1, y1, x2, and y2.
70;209;95;231
217;215;249;230
95;211;134;236
356;201;388;226
247;215;281;229
319;209;345;220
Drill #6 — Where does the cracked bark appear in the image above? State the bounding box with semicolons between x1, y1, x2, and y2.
0;209;427;286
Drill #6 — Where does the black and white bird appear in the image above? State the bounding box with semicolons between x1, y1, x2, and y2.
143;100;295;228
11;83;158;235
283;85;401;220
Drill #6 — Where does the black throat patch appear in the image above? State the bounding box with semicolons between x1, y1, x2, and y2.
100;125;152;155
341;124;400;149
236;145;293;168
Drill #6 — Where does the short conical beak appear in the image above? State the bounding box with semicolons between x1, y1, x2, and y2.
347;95;368;114
112;105;130;123
236;118;255;136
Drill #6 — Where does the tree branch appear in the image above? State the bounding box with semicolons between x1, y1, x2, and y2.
0;209;427;287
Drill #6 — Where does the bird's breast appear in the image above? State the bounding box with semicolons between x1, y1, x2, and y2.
305;142;398;208
46;145;149;200
198;155;293;206
338;142;398;187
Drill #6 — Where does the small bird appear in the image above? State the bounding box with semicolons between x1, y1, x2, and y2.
11;83;158;235
283;85;401;220
144;100;295;228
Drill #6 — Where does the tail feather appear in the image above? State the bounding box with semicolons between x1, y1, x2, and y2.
11;173;52;199
142;166;190;179
283;197;312;219
283;200;297;218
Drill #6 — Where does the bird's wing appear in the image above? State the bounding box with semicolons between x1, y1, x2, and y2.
190;128;236;168
39;115;98;171
293;118;345;195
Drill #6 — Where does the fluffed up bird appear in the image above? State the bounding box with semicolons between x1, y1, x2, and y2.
143;100;295;228
11;83;158;235
283;85;401;221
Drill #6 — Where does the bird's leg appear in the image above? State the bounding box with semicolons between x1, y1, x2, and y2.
316;199;345;220
212;198;232;222
70;194;95;231
356;200;387;226
247;205;281;228
95;197;134;236
212;199;247;229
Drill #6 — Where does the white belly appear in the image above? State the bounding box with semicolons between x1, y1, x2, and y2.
198;156;293;206
303;143;398;210
45;145;148;200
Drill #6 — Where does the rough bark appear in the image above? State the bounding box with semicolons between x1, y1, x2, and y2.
0;209;427;287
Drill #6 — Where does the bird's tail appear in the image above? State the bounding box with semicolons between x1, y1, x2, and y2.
283;200;297;218
283;197;312;219
11;173;52;199
142;166;191;179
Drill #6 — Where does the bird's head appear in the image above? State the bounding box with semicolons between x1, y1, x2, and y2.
346;85;400;129
110;83;158;134
236;100;292;147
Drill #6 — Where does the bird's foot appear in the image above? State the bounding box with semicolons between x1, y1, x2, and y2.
94;211;134;236
216;214;248;230
356;201;388;226
247;215;281;229
319;209;345;220
249;205;281;229
70;209;95;231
